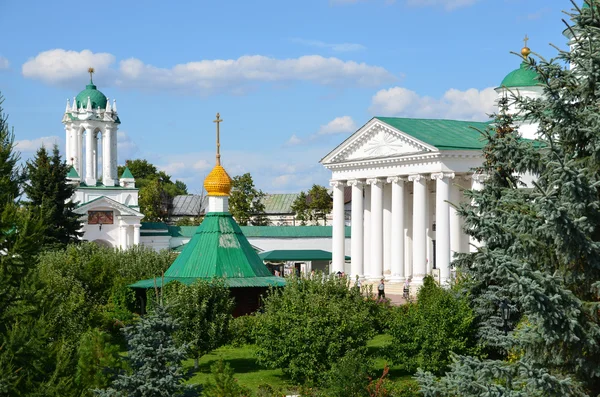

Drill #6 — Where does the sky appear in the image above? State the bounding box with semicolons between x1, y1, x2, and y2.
0;0;574;194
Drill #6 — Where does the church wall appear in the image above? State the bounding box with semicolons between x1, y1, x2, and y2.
140;236;171;252
83;222;119;247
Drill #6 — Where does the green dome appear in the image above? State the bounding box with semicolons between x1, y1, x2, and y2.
75;83;107;110
500;61;540;88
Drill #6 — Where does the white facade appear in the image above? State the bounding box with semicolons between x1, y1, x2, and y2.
64;80;144;249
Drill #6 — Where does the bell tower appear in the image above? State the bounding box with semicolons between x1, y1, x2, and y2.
62;67;120;186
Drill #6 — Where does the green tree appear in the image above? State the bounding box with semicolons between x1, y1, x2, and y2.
291;191;310;225
254;275;375;383
75;328;123;392
292;185;333;225
418;4;600;395
229;173;268;226
119;159;188;221
165;279;235;369
387;276;479;375
24;144;82;250
0;92;49;396
203;360;252;397
94;304;199;397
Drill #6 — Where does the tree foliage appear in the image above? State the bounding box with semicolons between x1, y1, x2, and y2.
24;144;82;250
94;304;199;397
119;159;188;222
229;173;268;226
254;275;375;383
418;4;600;395
291;185;333;225
387;276;479;375
165;279;235;368
202;360;251;397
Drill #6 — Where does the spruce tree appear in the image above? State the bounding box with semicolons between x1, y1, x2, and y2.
0;92;48;396
417;2;600;395
24;144;82;250
94;304;199;397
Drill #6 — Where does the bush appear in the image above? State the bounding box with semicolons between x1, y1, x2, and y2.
229;314;260;347
388;379;421;397
203;360;252;397
387;276;479;374
320;348;373;397
254;275;375;383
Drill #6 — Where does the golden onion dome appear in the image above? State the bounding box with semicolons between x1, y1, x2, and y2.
204;164;232;196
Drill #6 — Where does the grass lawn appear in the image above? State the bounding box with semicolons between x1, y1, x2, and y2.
185;334;415;393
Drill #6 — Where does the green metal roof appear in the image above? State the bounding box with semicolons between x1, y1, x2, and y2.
262;193;300;214
499;62;541;89
120;166;134;179
78;181;137;190
131;212;285;289
67;166;80;179
375;117;490;150
76;83;108;110
130;276;285;289
141;222;169;230
259;249;350;262
163;225;351;238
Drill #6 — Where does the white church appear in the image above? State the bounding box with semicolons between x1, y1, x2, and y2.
322;40;545;289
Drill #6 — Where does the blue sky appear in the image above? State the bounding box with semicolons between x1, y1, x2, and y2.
0;0;573;194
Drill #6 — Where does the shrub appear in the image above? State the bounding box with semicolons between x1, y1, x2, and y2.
203;360;252;397
254;275;376;383
229;314;260;347
387;276;479;374
320;348;373;397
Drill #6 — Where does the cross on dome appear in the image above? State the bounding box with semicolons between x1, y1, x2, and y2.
521;34;531;58
204;112;232;197
88;67;95;83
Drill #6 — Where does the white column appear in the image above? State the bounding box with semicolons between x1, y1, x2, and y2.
330;180;346;273
104;127;116;186
92;132;98;180
348;179;364;278
388;176;405;281
119;221;127;250
410;174;427;284
134;224;141;245
363;185;371;278
65;126;71;165
469;174;486;252
367;178;383;280
383;182;392;276
432;172;454;285
76;129;83;180
111;128;118;184
449;176;462;261
85;128;95;185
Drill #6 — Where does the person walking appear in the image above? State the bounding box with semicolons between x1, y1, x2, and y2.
378;278;385;300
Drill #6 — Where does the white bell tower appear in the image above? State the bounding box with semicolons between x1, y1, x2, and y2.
62;67;120;187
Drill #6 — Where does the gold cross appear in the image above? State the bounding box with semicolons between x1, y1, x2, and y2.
523;34;529;48
88;67;95;83
214;113;223;165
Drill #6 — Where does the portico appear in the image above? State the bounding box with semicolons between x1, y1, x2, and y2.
321;117;488;288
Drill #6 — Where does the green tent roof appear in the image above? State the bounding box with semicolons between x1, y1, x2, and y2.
67;166;80;179
120;166;134;179
131;212;285;288
375;117;490;150
259;250;350;262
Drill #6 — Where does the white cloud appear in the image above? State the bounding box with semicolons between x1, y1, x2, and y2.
318;116;357;135
405;0;478;10
160;162;186;175
0;56;9;70
22;49;395;94
15;136;60;153
330;0;396;4
369;86;497;121
22;49;115;87
285;134;302;146
117;131;139;163
291;38;366;52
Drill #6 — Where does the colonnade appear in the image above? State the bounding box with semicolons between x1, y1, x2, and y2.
331;173;476;286
65;124;118;186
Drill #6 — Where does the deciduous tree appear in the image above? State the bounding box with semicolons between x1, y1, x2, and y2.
229;173;267;225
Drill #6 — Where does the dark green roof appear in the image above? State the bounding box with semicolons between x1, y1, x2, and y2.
131;212;285;288
121;166;134;179
500;62;541;89
67;166;79;179
160;225;351;238
376;117;490;150
76;83;108;110
262;193;300;214
259;250;350;262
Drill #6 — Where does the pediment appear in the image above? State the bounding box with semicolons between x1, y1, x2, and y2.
75;196;143;217
321;119;437;164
